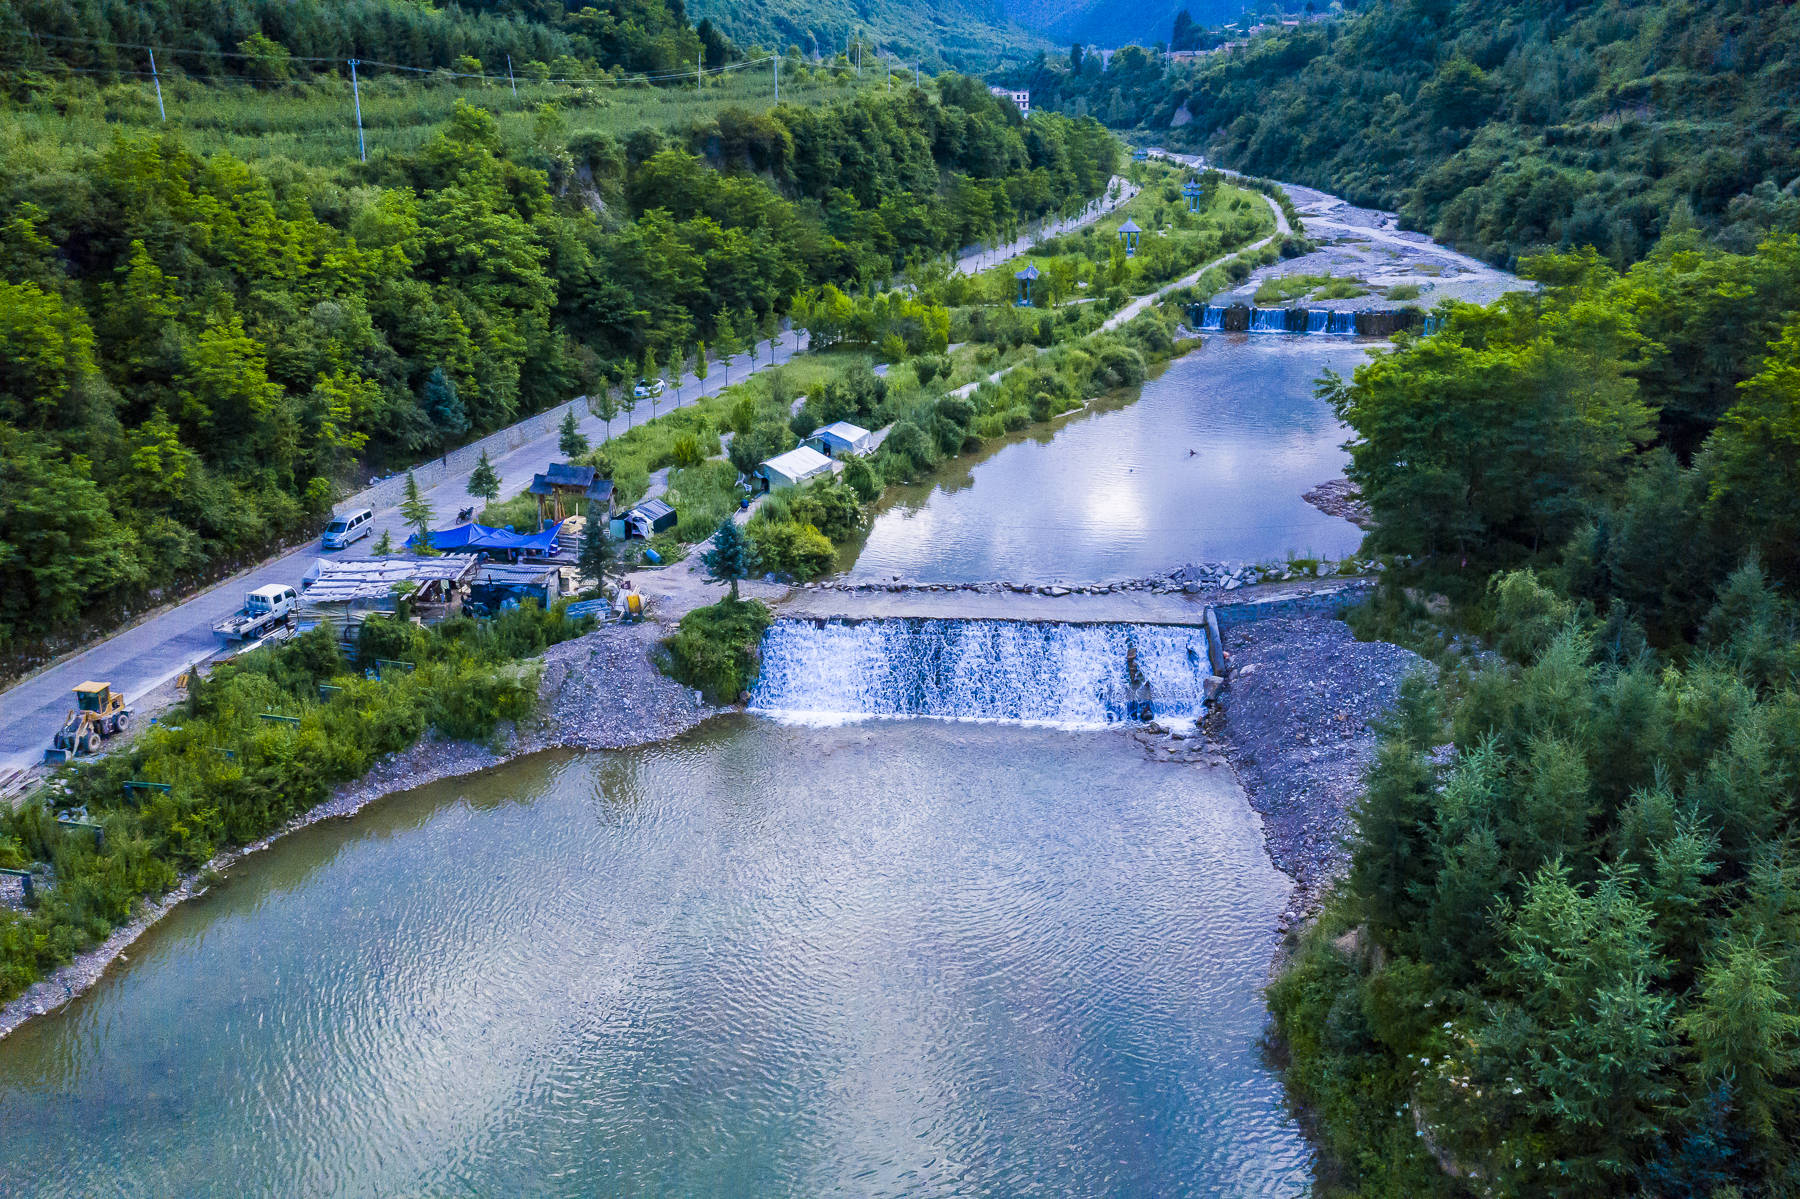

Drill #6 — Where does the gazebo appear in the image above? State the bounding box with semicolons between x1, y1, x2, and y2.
1117;218;1142;258
1183;179;1206;213
527;462;615;525
1014;261;1040;306
1131;147;1149;162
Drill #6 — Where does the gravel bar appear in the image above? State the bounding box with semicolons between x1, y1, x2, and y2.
1207;615;1427;932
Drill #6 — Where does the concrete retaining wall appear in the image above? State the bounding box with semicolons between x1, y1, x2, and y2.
1212;581;1373;629
1204;581;1373;677
334;397;591;517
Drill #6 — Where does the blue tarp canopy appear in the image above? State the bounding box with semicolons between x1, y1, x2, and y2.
407;520;565;555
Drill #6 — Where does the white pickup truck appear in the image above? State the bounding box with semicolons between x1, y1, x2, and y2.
213;584;299;642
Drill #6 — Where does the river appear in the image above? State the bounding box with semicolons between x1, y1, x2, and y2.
843;335;1370;582
0;721;1309;1197
0;204;1440;1195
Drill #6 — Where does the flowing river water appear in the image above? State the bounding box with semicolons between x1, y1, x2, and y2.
0;325;1388;1195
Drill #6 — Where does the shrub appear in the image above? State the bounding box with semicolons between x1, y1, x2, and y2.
746;518;837;579
661;597;772;703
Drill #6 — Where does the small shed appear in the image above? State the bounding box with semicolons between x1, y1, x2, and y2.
528;462;614;524
298;555;477;646
471;561;565;612
807;421;873;459
757;445;836;491
622;498;677;540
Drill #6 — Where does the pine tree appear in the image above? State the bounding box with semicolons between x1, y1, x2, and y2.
1681;933;1800;1149
399;471;435;553
423;367;468;451
372;529;394;556
558;409;589;458
577;508;613;588
694;340;710;395
467;449;500;502
702;517;755;600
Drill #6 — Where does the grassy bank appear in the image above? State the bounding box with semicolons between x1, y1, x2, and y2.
0;602;588;1002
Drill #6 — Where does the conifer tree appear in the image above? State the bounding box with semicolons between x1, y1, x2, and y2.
467;449;500;503
578;508;613;589
399;472;435;553
702;517;754;600
558;409;589;458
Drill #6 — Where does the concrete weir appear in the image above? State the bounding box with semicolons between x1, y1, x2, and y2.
778;578;1369;629
774;578;1374;688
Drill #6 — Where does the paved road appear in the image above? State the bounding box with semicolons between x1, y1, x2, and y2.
0;185;1138;775
951;175;1139;276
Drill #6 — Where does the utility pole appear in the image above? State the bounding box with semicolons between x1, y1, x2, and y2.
698;47;703;91
348;59;365;163
506;54;517;98
148;48;166;121
773;54;779;104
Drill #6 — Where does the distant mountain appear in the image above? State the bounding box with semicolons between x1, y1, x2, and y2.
998;1;1256;49
684;0;1047;68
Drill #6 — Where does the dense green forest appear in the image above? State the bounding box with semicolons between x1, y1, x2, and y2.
0;39;1114;662
1272;223;1800;1195
1;0;738;79
1012;0;1800;266
687;0;1042;71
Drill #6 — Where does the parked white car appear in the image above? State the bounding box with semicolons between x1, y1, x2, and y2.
632;377;666;401
322;508;374;549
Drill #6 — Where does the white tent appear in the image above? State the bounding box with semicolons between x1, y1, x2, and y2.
757;445;837;490
807;421;874;459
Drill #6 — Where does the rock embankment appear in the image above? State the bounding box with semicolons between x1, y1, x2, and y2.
1206;615;1427;932
529;622;712;750
1302;478;1373;529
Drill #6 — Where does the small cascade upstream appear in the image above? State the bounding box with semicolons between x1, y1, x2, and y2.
1248;307;1289;332
1188;304;1366;335
750;618;1213;726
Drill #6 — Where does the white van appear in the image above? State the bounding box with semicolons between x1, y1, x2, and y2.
322;508;374;549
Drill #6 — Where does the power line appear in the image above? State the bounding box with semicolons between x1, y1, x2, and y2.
11;30;781;88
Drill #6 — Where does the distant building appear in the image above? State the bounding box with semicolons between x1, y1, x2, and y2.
988;86;1030;118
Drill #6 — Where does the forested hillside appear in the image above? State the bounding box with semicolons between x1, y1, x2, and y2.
0;24;1115;662
1270;234;1800;1194
1014;0;1800;267
686;0;1042;70
2;0;738;78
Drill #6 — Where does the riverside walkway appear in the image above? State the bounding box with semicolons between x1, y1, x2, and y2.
949;193;1291;400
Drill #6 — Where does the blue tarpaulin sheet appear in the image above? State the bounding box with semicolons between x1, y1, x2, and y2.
407;520;565;555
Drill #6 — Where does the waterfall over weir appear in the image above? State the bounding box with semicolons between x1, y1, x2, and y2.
750;618;1212;726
